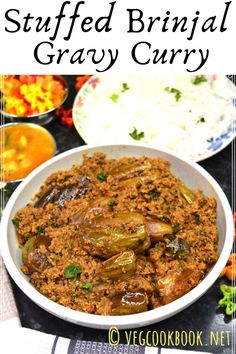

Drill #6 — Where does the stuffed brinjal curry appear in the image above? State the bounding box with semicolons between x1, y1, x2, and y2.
13;153;218;315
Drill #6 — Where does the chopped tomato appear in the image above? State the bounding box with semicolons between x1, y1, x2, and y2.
225;265;236;281
75;75;92;91
228;253;236;264
220;253;236;281
1;75;66;116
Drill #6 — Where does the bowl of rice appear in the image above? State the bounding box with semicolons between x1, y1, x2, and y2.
73;75;236;161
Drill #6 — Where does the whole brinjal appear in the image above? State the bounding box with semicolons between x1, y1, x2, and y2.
80;212;150;258
97;250;137;280
109;161;152;182
111;290;148;315
35;176;90;208
22;235;51;273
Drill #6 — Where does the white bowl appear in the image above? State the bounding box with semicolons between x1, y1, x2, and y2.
0;144;234;329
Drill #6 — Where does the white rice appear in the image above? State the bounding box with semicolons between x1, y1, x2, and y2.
75;75;236;160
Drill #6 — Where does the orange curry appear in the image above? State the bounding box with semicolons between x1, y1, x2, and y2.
1;124;56;181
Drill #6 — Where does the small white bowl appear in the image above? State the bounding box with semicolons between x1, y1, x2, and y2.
0;144;234;329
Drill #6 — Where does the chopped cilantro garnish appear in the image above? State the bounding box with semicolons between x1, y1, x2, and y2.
192;76;207;85
12;218;19;228
164;87;182;102
97;172;107;182
81;282;93;291
36;226;44;234
107;199;118;207
194;214;201;225
129;127;145;141
110;82;130;102
172;224;180;234
64;264;82;279
109;94;119;103
158;216;170;223
121;82;130;92
149;189;160;200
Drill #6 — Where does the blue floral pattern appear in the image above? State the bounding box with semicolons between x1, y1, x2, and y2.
207;119;236;152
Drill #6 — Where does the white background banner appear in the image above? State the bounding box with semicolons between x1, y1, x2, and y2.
0;0;235;74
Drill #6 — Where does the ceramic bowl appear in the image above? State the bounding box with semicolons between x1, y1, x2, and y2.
0;144;234;329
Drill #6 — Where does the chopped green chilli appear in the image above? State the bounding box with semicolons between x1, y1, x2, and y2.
218;284;236;315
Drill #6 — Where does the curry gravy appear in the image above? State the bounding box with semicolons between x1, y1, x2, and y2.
1;124;56;181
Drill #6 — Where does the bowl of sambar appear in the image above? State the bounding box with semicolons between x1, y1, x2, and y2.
0;123;56;182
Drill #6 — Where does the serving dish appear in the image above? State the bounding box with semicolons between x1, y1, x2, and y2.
72;75;236;161
0;75;68;126
0;144;234;329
